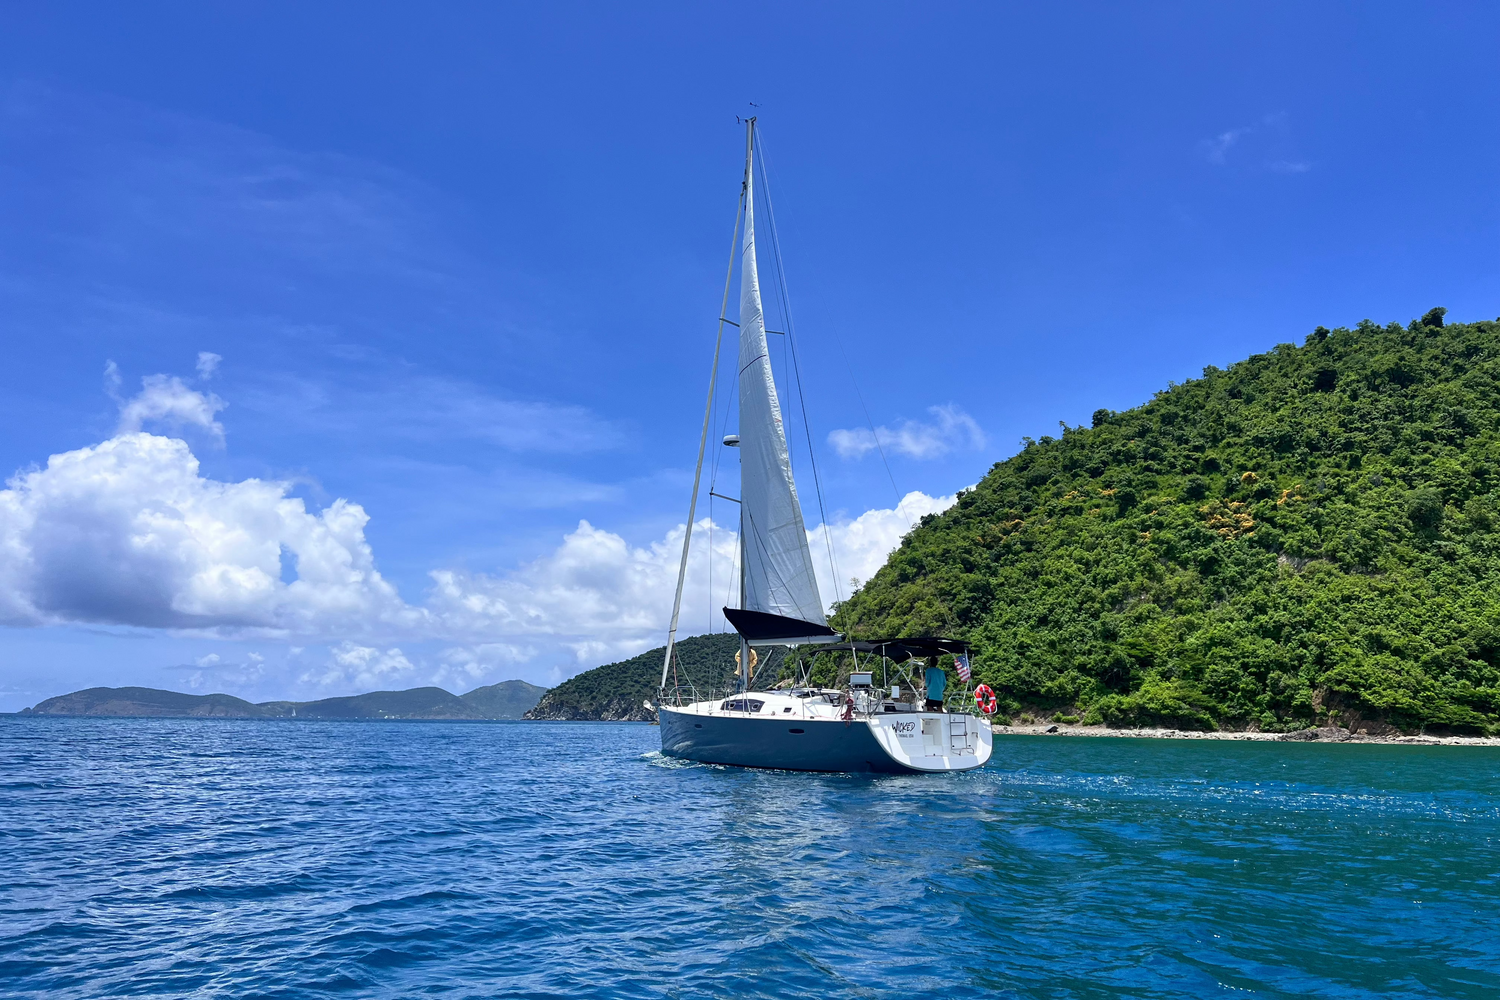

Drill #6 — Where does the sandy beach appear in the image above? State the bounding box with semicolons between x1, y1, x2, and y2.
992;721;1500;747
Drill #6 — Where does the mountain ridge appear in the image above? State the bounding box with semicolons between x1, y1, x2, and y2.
19;679;547;720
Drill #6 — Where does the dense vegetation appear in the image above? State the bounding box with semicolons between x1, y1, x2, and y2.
527;633;742;720
834;309;1500;735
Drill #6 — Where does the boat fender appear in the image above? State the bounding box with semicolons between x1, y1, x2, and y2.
974;684;998;715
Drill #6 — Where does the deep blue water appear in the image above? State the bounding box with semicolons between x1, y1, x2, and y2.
1;719;1498;999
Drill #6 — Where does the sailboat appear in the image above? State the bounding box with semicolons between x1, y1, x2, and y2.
652;118;993;774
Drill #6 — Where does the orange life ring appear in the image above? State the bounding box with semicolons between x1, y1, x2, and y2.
974;684;998;715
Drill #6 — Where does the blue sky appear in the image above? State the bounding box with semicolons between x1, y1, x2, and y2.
2;4;1498;709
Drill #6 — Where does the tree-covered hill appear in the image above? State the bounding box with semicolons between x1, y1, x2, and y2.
834;309;1500;735
526;633;741;720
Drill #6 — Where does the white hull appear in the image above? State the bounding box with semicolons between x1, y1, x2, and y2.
659;691;992;774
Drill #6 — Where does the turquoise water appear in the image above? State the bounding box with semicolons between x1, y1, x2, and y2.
1;719;1497;999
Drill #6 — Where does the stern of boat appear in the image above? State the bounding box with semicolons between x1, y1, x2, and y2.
865;711;992;772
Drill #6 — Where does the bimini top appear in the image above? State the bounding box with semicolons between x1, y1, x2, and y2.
844;636;969;663
722;607;968;661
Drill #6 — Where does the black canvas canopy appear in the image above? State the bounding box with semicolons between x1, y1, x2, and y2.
844;637;969;663
722;607;966;662
721;607;841;644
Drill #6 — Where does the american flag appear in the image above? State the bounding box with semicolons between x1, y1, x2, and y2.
954;653;971;683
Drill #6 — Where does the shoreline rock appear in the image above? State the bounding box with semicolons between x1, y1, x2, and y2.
991;721;1500;747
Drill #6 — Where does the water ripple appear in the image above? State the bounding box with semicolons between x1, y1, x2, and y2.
1;720;1497;998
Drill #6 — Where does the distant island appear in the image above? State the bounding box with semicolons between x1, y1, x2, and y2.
13;636;751;722
19;679;547;720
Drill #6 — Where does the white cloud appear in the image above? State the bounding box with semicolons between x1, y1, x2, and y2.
434;642;537;691
426;490;957;662
828;404;985;460
1199;114;1311;173
302;641;416;689
426;516;740;665
116;373;227;443
1200;126;1252;165
0;430;417;634
196;352;222;380
164;649;270;690
0;362;962;691
809;491;957;603
0;417;954;660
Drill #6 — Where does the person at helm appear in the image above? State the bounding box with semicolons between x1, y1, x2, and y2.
923;657;947;712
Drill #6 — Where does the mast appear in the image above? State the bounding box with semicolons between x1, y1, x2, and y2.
658;132;748;699
739;118;755;695
663;115;828;701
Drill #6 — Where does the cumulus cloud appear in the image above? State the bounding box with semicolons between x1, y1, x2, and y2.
809;491;957;602
196;352;222;380
434;643;537;690
0;431;416;633
427;490;957;662
426;517;741;665
0;414;953;657
0;361;961;692
302;641;416;689
115;372;227;443
828;405;985;460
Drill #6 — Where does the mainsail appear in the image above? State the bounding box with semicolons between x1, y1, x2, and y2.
736;152;826;625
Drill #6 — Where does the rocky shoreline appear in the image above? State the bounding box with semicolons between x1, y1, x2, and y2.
992;721;1500;747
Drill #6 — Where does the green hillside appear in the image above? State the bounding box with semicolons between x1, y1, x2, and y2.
279;687;485;719
834;309;1500;735
23;687;272;717
459;679;548;719
526;633;741;720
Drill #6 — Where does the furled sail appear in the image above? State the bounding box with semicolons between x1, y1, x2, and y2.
736;161;826;625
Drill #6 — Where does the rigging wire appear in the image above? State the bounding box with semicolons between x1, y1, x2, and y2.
708;337;741;633
756;132;909;534
662;165;747;703
707;493;712;634
753;129;845;606
839;339;912;530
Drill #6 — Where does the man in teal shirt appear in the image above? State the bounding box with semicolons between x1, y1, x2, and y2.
923;658;947;711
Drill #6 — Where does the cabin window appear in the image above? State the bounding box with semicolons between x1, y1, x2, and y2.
783;707;792;713
719;698;765;713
